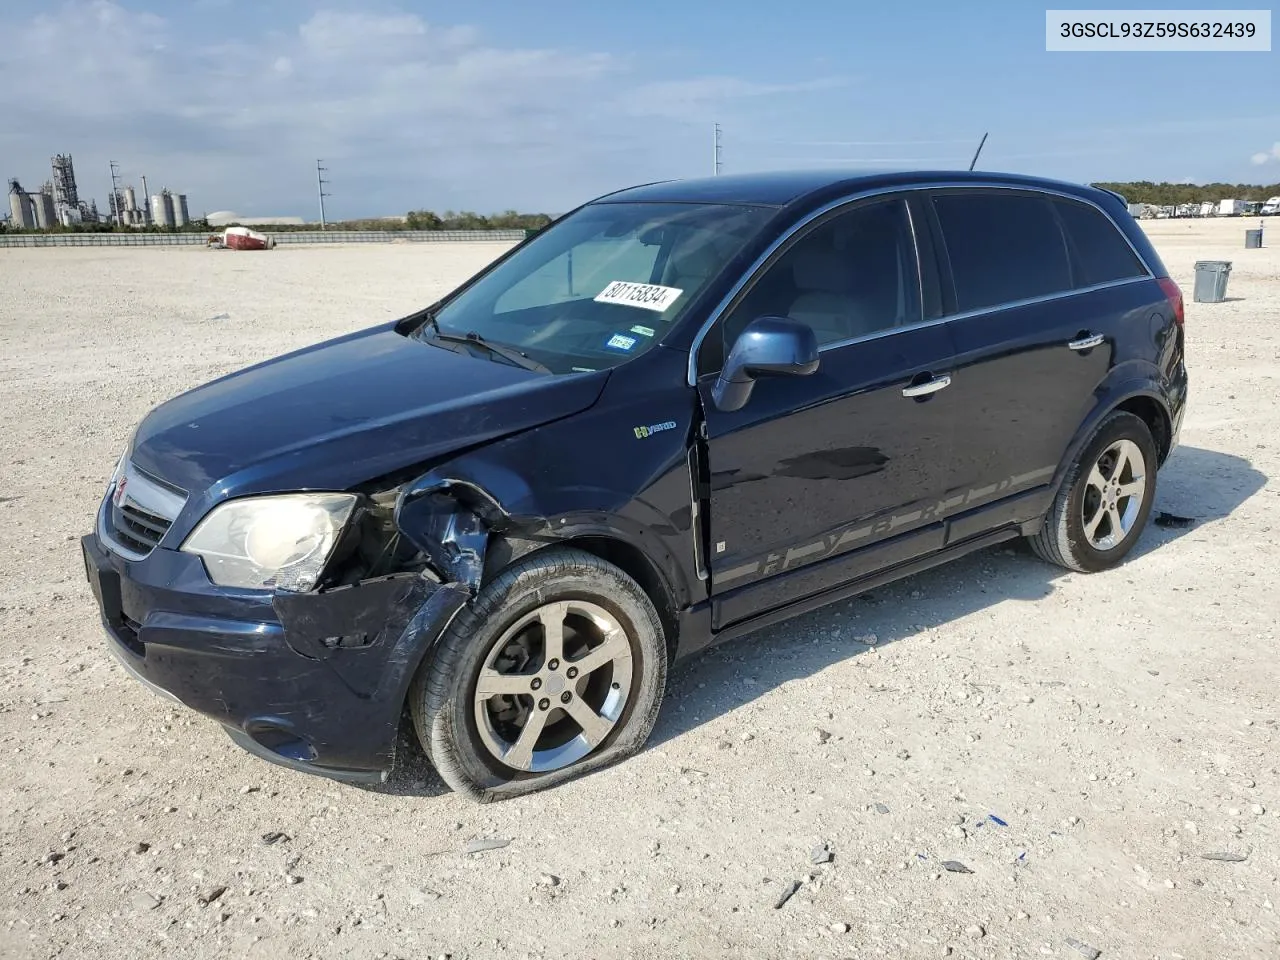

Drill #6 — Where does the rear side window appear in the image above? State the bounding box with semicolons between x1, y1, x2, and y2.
934;193;1071;313
1053;199;1148;286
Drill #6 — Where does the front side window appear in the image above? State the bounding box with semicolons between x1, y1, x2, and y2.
420;201;772;374
933;192;1072;313
717;197;921;358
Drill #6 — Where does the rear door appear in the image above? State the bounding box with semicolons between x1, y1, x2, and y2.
926;189;1153;536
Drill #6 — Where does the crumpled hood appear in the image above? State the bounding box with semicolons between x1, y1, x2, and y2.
130;322;607;504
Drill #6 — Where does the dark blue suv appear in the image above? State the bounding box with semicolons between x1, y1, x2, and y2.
82;170;1188;800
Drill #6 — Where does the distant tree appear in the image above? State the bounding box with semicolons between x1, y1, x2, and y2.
401;208;553;231
1093;180;1280;206
406;209;443;230
448;211;490;230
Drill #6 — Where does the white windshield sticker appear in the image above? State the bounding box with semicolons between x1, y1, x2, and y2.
594;281;683;313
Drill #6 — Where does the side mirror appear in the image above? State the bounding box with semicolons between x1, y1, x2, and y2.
712;316;820;412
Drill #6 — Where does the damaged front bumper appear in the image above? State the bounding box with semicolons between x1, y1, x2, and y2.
81;533;468;784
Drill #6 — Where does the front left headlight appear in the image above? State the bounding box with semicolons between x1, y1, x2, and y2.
181;493;357;592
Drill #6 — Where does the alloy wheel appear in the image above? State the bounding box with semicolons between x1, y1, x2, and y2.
1081;438;1147;550
472;600;634;773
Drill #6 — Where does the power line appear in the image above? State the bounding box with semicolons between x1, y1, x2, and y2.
713;122;722;176
748;138;978;147
316;160;331;230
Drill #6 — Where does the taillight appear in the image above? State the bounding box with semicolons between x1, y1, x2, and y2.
1157;277;1184;327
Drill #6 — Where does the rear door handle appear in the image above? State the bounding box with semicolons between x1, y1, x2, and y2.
1068;333;1105;351
902;374;952;398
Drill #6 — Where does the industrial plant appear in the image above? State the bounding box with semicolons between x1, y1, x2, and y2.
5;153;193;230
7;155;100;229
116;185;191;228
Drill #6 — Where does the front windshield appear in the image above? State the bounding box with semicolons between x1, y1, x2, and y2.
421;201;773;374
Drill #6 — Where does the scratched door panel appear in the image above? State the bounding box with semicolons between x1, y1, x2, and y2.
700;322;955;622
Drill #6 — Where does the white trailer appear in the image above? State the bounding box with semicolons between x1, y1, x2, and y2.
1199;202;1216;217
1218;199;1247;216
1262;196;1280;216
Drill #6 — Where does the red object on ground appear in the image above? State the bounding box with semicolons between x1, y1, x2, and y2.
222;227;275;250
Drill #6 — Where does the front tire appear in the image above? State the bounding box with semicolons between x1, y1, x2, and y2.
1029;411;1158;573
410;547;667;801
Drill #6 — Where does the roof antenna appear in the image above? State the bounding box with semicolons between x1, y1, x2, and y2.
968;132;988;172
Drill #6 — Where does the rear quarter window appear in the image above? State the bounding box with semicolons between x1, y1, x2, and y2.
933;192;1072;313
1053;199;1149;286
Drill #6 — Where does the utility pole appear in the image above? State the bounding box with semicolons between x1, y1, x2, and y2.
316;160;331;230
140;174;150;225
108;160;123;226
713;123;722;176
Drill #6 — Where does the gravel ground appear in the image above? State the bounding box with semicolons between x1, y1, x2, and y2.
1;220;1277;960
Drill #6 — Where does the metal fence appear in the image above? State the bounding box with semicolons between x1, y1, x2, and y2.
0;232;208;247
0;229;527;248
274;230;527;244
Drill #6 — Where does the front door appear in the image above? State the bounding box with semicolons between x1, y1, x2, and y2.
697;196;956;628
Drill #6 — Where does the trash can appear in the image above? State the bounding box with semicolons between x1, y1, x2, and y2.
1192;260;1232;303
1245;228;1263;249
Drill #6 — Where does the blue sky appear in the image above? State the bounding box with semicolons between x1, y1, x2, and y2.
2;1;1277;220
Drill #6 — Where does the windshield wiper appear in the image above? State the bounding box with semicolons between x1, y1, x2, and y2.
419;316;550;374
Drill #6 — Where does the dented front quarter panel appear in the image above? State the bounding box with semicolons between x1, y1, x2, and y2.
392;347;707;619
394;479;506;591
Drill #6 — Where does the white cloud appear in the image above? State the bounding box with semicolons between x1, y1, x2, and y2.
299;10;427;52
0;2;840;216
1249;141;1280;165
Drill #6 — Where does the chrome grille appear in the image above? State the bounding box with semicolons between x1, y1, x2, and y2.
112;500;172;553
99;461;188;560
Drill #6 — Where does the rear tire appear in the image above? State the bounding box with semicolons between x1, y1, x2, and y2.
409;547;666;802
1029;411;1157;573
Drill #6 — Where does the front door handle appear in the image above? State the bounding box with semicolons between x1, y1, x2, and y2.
902;374;952;398
1068;332;1105;351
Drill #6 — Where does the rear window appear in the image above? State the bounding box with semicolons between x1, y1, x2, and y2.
934;192;1072;313
1053;199;1148;286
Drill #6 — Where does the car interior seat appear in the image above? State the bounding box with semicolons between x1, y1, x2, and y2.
786;212;908;344
787;243;874;344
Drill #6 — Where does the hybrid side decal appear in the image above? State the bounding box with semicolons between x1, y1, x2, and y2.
714;465;1056;584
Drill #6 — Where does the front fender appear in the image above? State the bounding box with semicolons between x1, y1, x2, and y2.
395;458;697;608
390;345;704;612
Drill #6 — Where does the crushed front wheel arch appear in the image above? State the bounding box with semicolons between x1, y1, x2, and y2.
393;478;506;591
